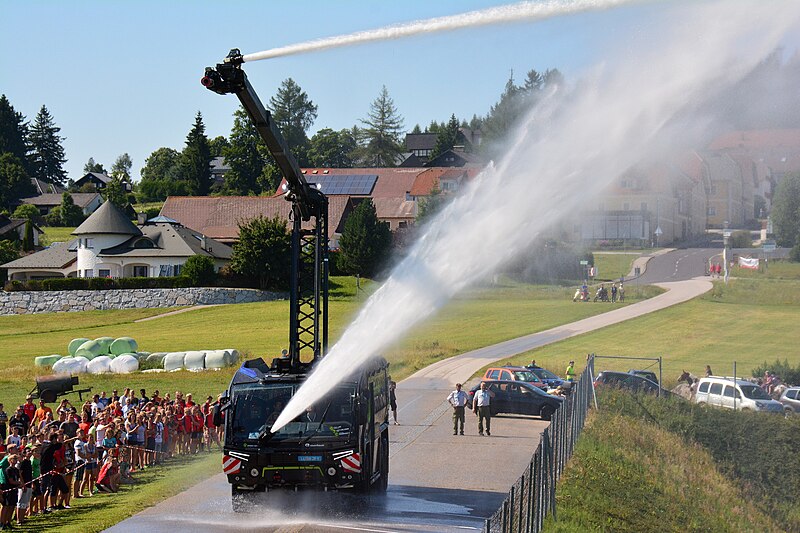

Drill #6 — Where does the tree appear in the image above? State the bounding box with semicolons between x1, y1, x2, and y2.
60;192;85;226
269;78;318;165
416;186;446;224
222;107;268;195
0;153;34;211
83;157;106;174
431;114;463;159
338;199;392;277
179;112;213;196
358;86;404;167
410;124;422;134
230;216;291;290
0;95;31;174
29;105;67;186
771;172;800;247
0;240;19;283
208;136;230;158
12;203;39;221
102;178;129;211
21;219;34;251
182;255;217;286
110;153;133;184
307;128;357;168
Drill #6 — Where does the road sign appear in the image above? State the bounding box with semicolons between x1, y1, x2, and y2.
654;226;663;236
579;260;588;265
762;240;776;252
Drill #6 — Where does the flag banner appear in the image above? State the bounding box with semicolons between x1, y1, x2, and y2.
738;256;759;270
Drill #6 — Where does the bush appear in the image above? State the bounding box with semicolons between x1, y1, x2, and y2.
790;243;800;263
12;204;40;221
4;276;193;292
729;230;752;248
44;206;64;226
181;255;216;286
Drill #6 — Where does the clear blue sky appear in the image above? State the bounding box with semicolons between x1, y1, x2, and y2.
0;0;772;181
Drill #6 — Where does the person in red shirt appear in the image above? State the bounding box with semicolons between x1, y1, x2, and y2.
190;406;204;454
22;397;36;426
33;401;53;429
202;397;221;451
78;414;91;434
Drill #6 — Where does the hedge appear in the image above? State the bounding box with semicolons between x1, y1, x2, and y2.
4;276;194;292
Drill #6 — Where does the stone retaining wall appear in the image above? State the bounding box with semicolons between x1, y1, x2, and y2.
0;287;285;315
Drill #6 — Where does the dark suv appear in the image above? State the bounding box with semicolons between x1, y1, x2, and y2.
467;380;563;420
628;369;658;384
594;371;666;396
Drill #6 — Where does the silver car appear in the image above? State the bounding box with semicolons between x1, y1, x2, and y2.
778;386;800;415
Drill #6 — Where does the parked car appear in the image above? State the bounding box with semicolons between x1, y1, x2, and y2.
467;380;563;420
628;369;658;384
778;386;800;415
527;366;565;388
483;366;548;390
593;371;664;395
694;376;783;413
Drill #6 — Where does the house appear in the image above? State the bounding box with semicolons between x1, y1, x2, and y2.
210;156;231;189
19;192;103;216
72;172;132;192
424;148;484;168
403;133;438;164
30;177;65;195
2;201;232;281
0;215;43;247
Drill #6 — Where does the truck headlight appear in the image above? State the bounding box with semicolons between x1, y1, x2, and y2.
250;468;260;477
327;467;336;476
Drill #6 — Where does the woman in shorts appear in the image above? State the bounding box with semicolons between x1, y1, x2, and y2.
80;434;98;496
124;412;140;470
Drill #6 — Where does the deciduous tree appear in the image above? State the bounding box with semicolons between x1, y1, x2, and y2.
771;172;800;247
60;192;85;226
338;199;392;277
307;128;357;168
230;216;291;290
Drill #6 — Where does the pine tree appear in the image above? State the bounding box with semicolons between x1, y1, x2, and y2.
22;219;34;251
29;105;68;186
110;153;133;184
0;153;34;211
269;78;317;165
431;114;462;159
179;112;213;196
0;95;32;174
83;157;106;174
358;86;404;167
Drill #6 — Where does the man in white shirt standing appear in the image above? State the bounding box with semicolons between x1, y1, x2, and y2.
472;382;496;436
446;383;469;436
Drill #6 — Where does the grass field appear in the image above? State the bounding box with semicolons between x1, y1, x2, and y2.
492;272;800;387
40;226;77;247
592;251;643;281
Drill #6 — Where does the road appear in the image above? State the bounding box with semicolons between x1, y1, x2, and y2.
109;250;713;533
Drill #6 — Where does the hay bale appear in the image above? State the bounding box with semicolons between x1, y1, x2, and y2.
135;351;151;360
76;340;104;360
222;348;240;366
55;356;89;374
110;354;139;374
94;337;115;354
205;350;227;369
35;355;62;367
183;350;206;371
87;356;113;374
146;352;167;365
110;337;138;355
68;338;90;356
163;352;185;371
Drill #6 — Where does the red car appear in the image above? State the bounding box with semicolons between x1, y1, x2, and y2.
482;366;548;390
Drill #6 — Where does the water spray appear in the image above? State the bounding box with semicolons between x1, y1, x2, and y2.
240;0;642;63
270;0;800;432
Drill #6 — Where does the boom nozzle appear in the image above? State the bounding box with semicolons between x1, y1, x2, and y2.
201;49;245;95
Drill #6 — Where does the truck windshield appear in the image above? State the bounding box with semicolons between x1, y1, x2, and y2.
229;383;355;445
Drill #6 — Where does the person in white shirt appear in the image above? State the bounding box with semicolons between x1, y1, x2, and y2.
446;383;469;436
472;382;496;436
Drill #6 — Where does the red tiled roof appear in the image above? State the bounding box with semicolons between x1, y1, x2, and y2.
160;195;353;242
290;168;424;199
708;129;800;151
409;168;446;196
372;197;415;219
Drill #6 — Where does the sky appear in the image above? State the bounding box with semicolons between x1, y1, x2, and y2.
1;0;797;182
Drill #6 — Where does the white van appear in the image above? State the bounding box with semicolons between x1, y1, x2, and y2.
695;376;783;413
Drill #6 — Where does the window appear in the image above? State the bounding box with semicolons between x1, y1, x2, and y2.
133;238;155;249
133;266;148;277
173;264;182;276
84;269;94;278
85;238;94;249
488;370;500;380
500;371;512;380
698;382;709;393
99;269;110;278
723;385;735;398
707;207;716;216
398;221;407;229
709;383;723;395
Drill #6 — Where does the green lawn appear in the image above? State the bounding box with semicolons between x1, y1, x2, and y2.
592;251;644;281
492;277;800;387
40;226;77;246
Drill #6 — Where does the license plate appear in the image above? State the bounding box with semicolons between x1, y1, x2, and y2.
297;455;323;462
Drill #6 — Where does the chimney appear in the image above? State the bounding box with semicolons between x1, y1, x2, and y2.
200;235;208;251
137;212;148;225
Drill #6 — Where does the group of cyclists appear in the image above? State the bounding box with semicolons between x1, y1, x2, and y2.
572;282;624;303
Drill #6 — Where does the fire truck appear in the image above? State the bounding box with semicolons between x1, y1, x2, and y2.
202;50;390;510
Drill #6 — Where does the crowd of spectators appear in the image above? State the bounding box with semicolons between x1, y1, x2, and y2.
0;388;222;530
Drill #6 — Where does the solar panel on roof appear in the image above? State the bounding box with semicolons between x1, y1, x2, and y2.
308;174;377;195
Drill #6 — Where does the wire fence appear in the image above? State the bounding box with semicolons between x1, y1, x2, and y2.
484;356;595;533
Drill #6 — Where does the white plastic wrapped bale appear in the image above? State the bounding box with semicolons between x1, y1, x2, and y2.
110;354;139;374
94;337;115;354
110;337;138;355
76;340;105;360
163;352;186;371
68;338;90;356
204;350;227;369
53;356;89;375
34;355;62;367
183;350;206;371
87;356;113;374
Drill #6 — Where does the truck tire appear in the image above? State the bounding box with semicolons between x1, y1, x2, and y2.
379;434;389;492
